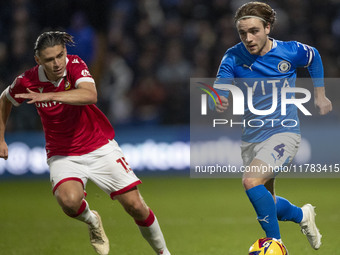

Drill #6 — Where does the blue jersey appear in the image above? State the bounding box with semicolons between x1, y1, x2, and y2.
213;39;324;143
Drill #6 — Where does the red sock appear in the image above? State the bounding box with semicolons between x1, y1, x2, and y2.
74;199;87;217
135;208;155;227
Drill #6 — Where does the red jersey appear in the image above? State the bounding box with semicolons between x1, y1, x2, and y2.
5;55;115;158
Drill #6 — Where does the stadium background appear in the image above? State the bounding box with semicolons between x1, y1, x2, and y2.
0;0;340;254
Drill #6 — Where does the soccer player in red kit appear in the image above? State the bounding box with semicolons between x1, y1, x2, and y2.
0;31;171;255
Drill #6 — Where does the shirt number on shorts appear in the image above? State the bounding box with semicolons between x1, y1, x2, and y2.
116;157;132;173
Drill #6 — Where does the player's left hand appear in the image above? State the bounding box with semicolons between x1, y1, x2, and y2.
314;87;332;115
15;88;51;104
315;96;332;115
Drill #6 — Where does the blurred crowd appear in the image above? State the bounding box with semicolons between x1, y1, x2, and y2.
1;0;340;131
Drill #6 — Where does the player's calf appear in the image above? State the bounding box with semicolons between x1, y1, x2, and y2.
122;197;150;220
116;188;171;254
135;209;171;255
116;187;150;220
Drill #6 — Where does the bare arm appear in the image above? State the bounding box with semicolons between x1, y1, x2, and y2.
0;90;13;160
215;96;229;113
14;82;97;105
314;87;332;115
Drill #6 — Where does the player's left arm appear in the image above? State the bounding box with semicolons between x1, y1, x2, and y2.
14;82;97;105
306;47;332;115
314;87;332;115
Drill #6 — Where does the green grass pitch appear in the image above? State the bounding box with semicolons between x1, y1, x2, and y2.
1;176;339;254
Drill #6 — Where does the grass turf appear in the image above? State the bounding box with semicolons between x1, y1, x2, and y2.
0;176;339;254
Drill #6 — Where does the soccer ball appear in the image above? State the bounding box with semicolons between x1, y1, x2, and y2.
249;238;288;255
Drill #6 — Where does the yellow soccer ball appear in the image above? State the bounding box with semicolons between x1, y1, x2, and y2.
249;238;288;255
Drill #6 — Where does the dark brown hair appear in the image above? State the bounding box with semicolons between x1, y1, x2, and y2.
234;2;276;28
34;31;74;56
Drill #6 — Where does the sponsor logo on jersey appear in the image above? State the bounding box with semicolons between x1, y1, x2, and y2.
277;61;291;73
81;69;91;77
35;101;62;108
38;87;44;93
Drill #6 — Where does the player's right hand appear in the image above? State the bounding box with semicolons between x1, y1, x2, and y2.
216;96;229;112
0;141;8;160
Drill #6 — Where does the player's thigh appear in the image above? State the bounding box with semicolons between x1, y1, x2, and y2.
254;132;301;168
241;141;257;166
87;140;141;199
242;158;275;188
241;138;280;191
48;155;88;201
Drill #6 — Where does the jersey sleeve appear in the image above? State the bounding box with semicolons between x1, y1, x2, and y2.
215;53;235;81
307;47;324;87
209;53;234;110
293;41;315;68
67;56;95;88
5;75;28;106
292;42;324;87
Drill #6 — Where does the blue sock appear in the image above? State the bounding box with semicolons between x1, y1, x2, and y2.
276;196;303;223
246;185;281;239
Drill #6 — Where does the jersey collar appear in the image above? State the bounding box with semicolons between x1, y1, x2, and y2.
38;57;69;87
270;38;277;49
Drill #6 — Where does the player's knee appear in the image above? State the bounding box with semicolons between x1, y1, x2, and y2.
57;192;83;216
242;177;264;190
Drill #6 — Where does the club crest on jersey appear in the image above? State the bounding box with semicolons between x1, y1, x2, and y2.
65;80;71;90
278;60;291;73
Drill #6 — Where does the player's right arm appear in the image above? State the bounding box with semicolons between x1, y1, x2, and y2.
211;51;234;113
0;74;27;160
215;96;229;112
0;89;13;160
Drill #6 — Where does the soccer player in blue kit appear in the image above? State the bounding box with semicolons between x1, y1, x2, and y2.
210;2;332;250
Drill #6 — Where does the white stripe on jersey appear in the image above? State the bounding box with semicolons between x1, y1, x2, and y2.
4;87;20;107
304;46;314;68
